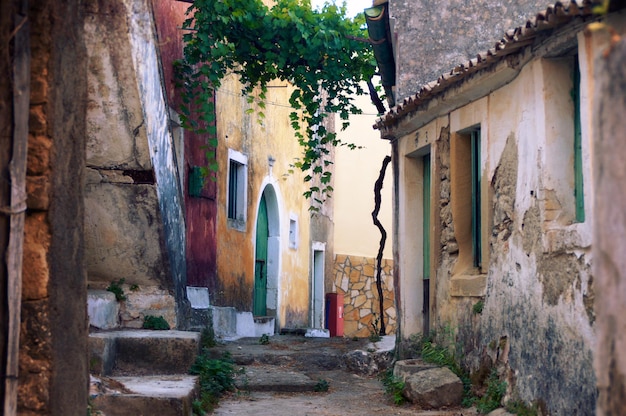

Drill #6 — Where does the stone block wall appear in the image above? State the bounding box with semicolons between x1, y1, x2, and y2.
332;254;396;338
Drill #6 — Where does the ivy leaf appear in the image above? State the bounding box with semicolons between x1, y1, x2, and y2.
177;0;379;201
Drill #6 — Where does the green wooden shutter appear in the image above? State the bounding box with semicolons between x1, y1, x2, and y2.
573;57;585;223
228;160;238;219
423;154;431;280
471;130;482;269
254;195;268;316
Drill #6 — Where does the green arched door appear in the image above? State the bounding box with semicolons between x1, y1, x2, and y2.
254;195;268;316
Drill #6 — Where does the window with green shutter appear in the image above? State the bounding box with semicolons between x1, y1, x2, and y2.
573;56;585;223
471;129;482;268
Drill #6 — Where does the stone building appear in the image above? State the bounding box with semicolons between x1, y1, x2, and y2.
372;0;626;413
83;0;340;337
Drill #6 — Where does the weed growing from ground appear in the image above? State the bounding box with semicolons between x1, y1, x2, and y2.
506;400;539;416
473;300;484;315
476;369;507;413
200;326;217;349
314;379;330;392
258;333;270;345
106;278;126;301
380;368;406;405
368;315;382;342
190;351;241;415
142;315;170;330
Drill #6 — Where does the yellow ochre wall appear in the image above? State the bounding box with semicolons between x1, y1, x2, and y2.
333;88;395;337
214;75;313;329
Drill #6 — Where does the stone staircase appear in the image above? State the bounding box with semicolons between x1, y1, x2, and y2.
89;329;201;416
85;289;281;415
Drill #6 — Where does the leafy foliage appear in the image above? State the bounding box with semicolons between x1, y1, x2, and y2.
412;330;474;406
380;368;406;405
505;400;539;416
200;326;217;349
314;378;330;392
473;300;484;315
258;333;270;345
142;315;170;330
476;369;507;413
190;351;241;414
106;278;126;302
177;0;377;198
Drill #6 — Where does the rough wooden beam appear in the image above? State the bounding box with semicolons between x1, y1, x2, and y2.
4;2;30;415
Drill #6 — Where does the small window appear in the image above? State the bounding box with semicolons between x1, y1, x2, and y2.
227;149;247;230
289;215;298;249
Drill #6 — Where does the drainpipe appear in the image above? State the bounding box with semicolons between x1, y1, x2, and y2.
365;2;396;107
3;1;30;414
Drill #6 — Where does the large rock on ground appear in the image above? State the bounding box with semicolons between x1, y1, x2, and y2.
343;348;394;376
343;336;395;375
402;366;463;408
393;358;438;380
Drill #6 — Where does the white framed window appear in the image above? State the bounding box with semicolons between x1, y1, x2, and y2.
289;214;298;249
227;149;248;230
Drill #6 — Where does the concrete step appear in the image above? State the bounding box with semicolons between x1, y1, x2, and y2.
90;374;198;416
90;329;201;376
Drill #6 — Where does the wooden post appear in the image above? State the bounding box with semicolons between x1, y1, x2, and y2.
3;2;29;415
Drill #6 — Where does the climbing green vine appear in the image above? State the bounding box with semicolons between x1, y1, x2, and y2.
176;0;377;198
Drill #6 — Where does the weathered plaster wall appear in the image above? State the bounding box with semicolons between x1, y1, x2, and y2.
125;0;188;324
151;0;218;292
214;75;313;329
394;31;602;413
388;0;547;100
334;89;392;259
84;0;188;327
393;116;446;338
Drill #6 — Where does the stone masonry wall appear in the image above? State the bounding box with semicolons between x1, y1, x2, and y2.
389;0;547;101
333;254;396;338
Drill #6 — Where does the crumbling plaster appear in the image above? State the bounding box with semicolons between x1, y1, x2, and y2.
84;0;188;327
393;36;597;414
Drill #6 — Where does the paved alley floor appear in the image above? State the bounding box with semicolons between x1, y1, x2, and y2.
214;368;472;416
208;335;476;416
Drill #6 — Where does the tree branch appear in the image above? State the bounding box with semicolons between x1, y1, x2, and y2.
372;155;392;336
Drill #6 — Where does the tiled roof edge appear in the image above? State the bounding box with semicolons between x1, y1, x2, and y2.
374;0;599;133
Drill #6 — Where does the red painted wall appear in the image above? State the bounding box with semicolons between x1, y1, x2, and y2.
152;0;217;289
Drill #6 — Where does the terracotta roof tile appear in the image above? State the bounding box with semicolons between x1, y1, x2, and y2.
374;0;601;133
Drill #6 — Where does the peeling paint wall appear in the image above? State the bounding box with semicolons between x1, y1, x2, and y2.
389;19;617;413
214;75;315;329
84;0;188;327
